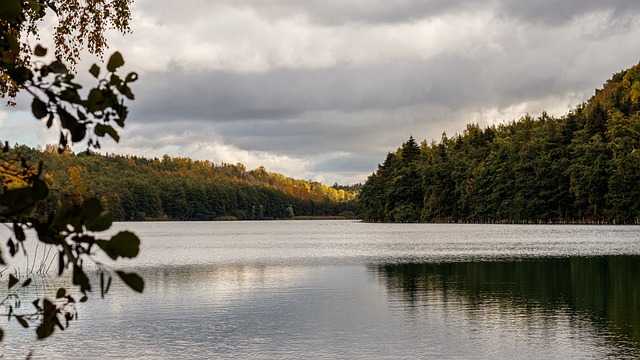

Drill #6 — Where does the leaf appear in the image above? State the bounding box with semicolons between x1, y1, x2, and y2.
119;84;134;100
0;328;3;342
73;265;91;294
94;124;120;142
96;231;140;260
60;88;82;104
125;72;139;83
36;299;57;339
116;271;144;293
46;114;54;128
89;64;100;78
34;44;47;57
13;223;25;241
70;124;87;143
28;0;41;12
49;60;67;74
86;88;106;112
80;198;102;220
85;210;113;232
22;278;32;287
8;274;18;289
0;0;22;22
15;315;29;328
32;97;48;119
6;238;16;257
107;52;125;72
56;288;66;298
110;74;122;86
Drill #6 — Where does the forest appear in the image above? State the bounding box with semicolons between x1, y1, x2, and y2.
9;146;359;221
359;62;640;224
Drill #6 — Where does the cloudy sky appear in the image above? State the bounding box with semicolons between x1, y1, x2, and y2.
3;1;640;185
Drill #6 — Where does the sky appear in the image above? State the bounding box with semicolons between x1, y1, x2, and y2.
3;0;640;185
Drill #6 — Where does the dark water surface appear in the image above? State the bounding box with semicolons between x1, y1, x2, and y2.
1;221;640;359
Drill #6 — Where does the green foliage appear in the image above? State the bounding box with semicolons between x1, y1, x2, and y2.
360;62;640;224
10;146;361;221
0;0;141;342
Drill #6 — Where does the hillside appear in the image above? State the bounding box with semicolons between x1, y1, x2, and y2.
359;62;640;224
12;146;359;221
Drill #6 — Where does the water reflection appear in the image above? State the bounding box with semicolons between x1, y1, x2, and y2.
373;256;640;358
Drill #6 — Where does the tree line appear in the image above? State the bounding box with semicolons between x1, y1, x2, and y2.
359;62;640;224
10;146;360;221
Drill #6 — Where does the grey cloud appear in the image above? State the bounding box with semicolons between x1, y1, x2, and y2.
10;0;638;185
140;0;640;28
495;0;640;26
125;44;635;163
312;154;383;173
140;0;475;26
130;52;584;125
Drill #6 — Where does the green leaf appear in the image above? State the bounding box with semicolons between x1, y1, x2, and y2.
29;0;41;12
32;97;48;119
107;52;125;72
116;271;144;293
94;124;120;142
49;60;67;74
56;288;66;299
86;88;107;112
110;74;122;86
89;64;100;78
120;84;134;100
96;231;140;260
60;88;82;104
0;328;4;342
125;72;139;83
0;0;22;22
80;198;102;220
70;124;87;143
34;44;47;57
22;278;32;287
86;210;113;232
8;274;18;289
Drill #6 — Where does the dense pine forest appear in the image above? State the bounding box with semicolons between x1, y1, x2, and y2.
11;146;359;221
359;62;640;224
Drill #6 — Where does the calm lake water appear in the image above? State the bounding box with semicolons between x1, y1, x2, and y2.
2;221;640;359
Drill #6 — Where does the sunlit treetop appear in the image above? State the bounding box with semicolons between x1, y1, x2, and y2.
1;0;133;100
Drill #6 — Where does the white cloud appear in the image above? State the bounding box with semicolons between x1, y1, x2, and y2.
3;1;640;185
115;3;497;74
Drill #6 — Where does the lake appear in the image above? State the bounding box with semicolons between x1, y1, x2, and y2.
1;221;640;359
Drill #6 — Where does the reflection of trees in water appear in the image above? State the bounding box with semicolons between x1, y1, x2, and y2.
373;256;640;356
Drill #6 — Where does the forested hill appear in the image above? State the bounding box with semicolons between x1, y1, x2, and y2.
14;146;359;221
359;62;640;224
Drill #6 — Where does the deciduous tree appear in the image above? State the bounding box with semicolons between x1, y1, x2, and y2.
0;0;142;341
